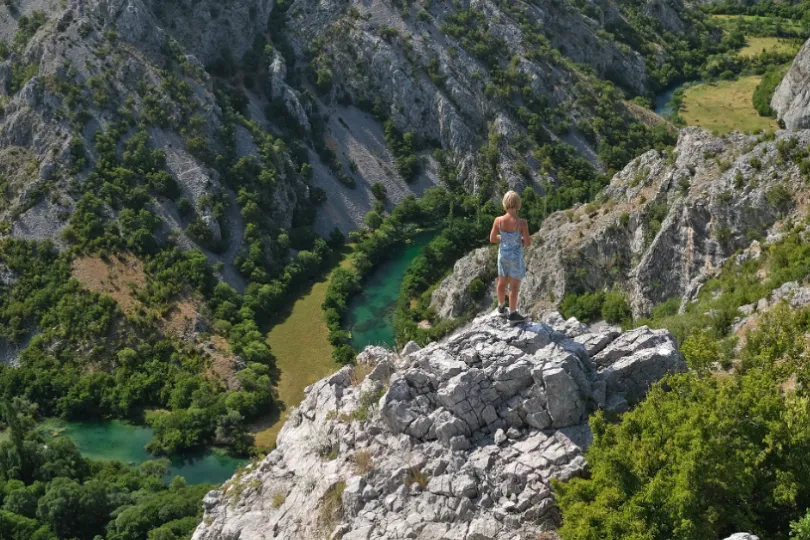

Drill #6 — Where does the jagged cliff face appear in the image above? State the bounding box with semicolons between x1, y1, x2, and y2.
0;0;442;264
0;0;306;287
192;312;686;540
281;0;687;192
0;0;706;250
772;37;810;130
432;127;810;319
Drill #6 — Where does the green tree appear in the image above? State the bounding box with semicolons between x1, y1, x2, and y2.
371;183;387;201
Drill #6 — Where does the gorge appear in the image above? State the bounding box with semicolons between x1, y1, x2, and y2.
0;0;810;539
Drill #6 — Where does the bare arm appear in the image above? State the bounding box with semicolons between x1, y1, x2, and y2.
521;219;532;248
489;217;501;244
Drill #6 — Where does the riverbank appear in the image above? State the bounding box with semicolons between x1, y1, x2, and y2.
253;251;354;449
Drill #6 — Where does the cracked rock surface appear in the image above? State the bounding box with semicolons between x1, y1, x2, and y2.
193;311;685;540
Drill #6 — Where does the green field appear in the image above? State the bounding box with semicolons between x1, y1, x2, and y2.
738;35;802;58
253;252;353;449
680;76;780;135
711;14;806;34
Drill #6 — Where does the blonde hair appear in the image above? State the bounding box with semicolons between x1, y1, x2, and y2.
502;190;521;211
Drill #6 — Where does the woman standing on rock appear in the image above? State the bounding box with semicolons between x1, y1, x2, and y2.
490;191;531;326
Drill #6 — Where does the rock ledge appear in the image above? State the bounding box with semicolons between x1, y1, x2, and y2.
193;312;686;540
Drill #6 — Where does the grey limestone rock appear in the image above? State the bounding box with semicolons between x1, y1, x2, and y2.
193;311;684;540
773;38;810;130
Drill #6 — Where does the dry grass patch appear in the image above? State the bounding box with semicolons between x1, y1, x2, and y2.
738;36;802;58
353;450;374;476
403;466;428;488
205;334;241;387
271;492;286;508
351;362;375;386
163;296;202;337
680;77;780;135
625;101;677;132
318;481;346;533
253;253;353;449
72;255;146;315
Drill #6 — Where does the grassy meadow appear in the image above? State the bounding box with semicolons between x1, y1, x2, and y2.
737;36;802;58
252;251;354;449
679;76;780;135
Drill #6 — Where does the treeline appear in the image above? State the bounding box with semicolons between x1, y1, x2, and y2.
704;4;810;37
0;397;212;540
753;66;788;117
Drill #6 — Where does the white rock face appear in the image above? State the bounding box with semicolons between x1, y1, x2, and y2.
772;37;810;130
193;312;685;540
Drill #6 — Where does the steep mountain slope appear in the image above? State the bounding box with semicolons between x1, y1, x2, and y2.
0;0;719;291
431;126;810;319
280;0;713;195
0;0;306;284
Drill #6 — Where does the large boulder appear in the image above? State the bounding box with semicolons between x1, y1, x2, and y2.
193;312;685;540
772;37;810;130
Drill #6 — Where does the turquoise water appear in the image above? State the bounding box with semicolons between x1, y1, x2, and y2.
41;419;246;485
654;81;701;118
347;231;436;350
654;85;680;117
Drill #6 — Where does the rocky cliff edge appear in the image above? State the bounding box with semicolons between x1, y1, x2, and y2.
193;311;686;540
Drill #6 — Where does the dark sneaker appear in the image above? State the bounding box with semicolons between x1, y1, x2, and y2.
508;311;528;326
497;304;508;318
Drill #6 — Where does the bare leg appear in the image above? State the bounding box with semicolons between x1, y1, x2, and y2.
509;278;521;312
497;276;508;305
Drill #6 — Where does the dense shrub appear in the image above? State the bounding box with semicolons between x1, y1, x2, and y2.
600;291;631;324
560;291;606;323
556;304;810;540
753;67;786;117
467;278;487;298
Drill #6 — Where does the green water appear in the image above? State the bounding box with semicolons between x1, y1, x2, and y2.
40;419;246;485
348;231;436;350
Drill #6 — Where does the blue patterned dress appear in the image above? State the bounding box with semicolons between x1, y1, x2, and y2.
497;217;526;280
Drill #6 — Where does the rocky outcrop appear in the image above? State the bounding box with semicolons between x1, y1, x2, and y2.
430;247;498;320
193;312;685;540
772;37;810;130
433;127;810;319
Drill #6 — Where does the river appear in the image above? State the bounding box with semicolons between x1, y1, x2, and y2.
347;230;436;350
40;419;246;485
21;233;436;484
654;85;680;117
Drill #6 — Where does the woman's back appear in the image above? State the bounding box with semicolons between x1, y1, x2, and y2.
498;215;523;252
498;214;521;233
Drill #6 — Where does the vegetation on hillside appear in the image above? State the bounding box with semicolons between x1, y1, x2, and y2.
556;303;810;540
554;206;810;539
0;397;214;540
